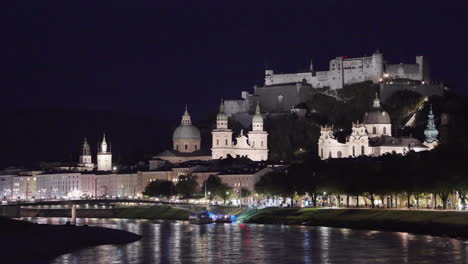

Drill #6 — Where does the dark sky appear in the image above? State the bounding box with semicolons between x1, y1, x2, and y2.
1;1;467;121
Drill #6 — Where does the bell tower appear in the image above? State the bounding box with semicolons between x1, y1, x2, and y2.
211;100;233;159
79;138;93;168
97;133;112;171
247;102;269;161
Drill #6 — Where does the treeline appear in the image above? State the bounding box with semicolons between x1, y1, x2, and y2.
143;175;251;203
256;144;468;209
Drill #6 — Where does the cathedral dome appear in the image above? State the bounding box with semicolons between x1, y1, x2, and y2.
363;95;391;124
363;110;391;124
173;125;201;140
173;106;202;140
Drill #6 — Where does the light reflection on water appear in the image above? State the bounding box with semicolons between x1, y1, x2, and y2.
22;217;468;264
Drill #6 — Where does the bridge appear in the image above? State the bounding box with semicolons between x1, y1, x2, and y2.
1;198;208;207
0;198;209;220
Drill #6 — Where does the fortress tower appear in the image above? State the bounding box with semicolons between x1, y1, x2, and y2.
97;134;112;171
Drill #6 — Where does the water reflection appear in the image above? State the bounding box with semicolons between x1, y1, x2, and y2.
22;217;468;264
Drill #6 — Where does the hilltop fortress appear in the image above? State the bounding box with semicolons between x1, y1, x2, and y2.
224;50;442;116
265;50;429;89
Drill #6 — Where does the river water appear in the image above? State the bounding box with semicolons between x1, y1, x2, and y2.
25;217;468;264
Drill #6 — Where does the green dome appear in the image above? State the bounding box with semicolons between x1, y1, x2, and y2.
217;100;228;121
252;103;263;123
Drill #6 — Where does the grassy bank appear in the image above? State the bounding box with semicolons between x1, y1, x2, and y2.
22;206;191;221
0;216;141;264
246;208;468;239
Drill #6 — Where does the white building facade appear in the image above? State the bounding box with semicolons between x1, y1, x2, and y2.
318;96;437;159
212;102;268;161
0;175;14;200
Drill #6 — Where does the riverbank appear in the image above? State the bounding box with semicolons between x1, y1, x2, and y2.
21;206;191;221
246;208;468;239
0;216;142;264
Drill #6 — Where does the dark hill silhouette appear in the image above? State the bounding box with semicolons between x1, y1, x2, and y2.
0;107;172;169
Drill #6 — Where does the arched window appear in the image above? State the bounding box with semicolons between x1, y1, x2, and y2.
185;144;188;150
261;141;263;147
383;126;387;135
328;152;332;158
225;139;228;145
352;146;355;156
194;145;198;150
176;145;179;150
337;151;342;158
361;145;365;155
216;139;219;146
321;148;323;158
373;127;377;134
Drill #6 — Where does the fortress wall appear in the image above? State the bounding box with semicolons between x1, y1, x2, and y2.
254;84;313;113
224;99;249;117
266;72;313;86
386;64;421;80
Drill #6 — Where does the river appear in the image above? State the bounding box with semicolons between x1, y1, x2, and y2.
23;217;467;264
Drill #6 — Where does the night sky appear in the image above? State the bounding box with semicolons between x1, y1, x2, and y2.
1;1;467;121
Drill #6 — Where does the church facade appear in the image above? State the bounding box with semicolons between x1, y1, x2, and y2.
318;96;438;159
211;101;268;161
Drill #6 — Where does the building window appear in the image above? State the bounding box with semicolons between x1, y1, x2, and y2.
321;148;323;158
337;151;342;158
217;139;219;146
352;146;355;156
373;127;377;134
361;146;365;155
328;152;332;158
185;144;188;150
261;141;263;147
176;145;179;150
194;145;198;150
225;139;228;145
383;127;387;135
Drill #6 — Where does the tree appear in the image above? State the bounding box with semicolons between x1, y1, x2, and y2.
143;180;174;198
240;187;251;198
217;184;233;204
204;174;234;202
176;175;199;198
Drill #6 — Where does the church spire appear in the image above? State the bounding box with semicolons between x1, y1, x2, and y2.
216;99;228;129
181;105;192;125
100;133;108;153
424;104;439;143
252;101;264;131
216;99;228;121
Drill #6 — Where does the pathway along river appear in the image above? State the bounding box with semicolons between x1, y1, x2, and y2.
24;217;467;264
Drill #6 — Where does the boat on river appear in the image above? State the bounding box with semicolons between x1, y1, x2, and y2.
189;212;212;225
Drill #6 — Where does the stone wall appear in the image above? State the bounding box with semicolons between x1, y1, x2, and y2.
254;82;313;113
